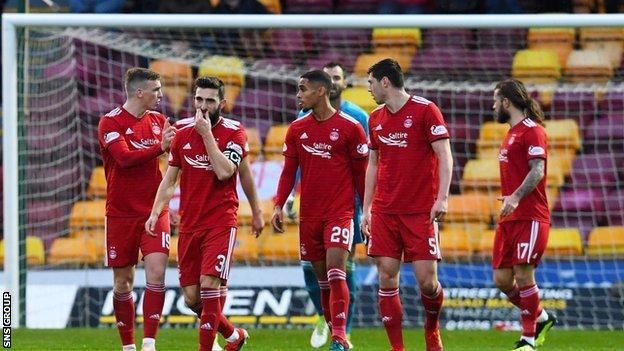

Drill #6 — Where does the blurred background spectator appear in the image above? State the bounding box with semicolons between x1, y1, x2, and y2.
378;0;430;14
69;0;125;13
213;0;269;14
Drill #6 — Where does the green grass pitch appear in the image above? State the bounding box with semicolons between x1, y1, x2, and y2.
9;328;624;350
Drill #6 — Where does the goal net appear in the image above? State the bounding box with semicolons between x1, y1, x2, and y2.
2;14;623;331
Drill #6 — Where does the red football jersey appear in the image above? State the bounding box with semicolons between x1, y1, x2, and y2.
98;107;166;217
283;110;368;221
498;117;550;223
169;117;248;233
368;96;450;214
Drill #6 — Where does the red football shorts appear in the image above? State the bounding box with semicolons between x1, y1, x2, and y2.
368;212;441;262
299;218;354;262
492;220;549;269
105;211;170;268
177;226;238;287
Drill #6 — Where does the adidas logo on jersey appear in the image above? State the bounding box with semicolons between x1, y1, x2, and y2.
374;125;383;131
116;321;126;327
200;322;213;330
149;314;160;320
335;312;346;319
125;128;134;135
183;143;192;150
300;132;308;139
381;316;392;323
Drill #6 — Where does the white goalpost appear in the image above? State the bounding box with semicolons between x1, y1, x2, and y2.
3;13;624;330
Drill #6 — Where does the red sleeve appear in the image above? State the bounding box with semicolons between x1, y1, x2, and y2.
424;103;450;143
98;116;124;150
349;123;369;159
274;156;299;208
282;124;299;158
368;114;379;150
168;132;182;168
229;128;248;159
524;126;548;161
107;141;163;169
351;157;367;202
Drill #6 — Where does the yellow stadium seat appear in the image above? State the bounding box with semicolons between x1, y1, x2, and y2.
71;230;106;260
475;229;496;254
354;53;412;77
198;55;246;87
446;193;493;223
0;237;46;266
461;159;500;191
439;227;471;258
580;28;624;67
162;85;190;115
257;0;282;13
223;85;241;113
342;87;378;114
544;119;581;151
583;41;623;68
260;226;300;263
527;28;576;66
355;242;369;262
512;49;561;84
264;124;289;156
87;166;106;198
546;228;583;255
233;230;260;263
169;235;179;264
149;59;193;88
372;28;421;55
70;200;106;229
442;222;489;252
563;49;614;83
246;128;262;161
476;122;510;158
587;226;624;256
238;200;254;226
48;237;98;265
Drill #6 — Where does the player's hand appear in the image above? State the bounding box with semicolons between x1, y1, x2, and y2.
498;194;519;217
161;119;176;152
251;211;265;238
194;109;211;137
361;211;371;244
145;214;159;237
429;198;448;223
271;205;284;233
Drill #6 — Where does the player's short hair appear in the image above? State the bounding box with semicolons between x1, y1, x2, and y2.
323;61;347;77
300;70;332;95
194;76;225;100
367;58;404;88
124;67;160;94
495;78;545;125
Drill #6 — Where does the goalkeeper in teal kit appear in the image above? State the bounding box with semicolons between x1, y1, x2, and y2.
285;62;369;349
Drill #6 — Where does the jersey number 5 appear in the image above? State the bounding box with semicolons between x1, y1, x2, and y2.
330;226;350;245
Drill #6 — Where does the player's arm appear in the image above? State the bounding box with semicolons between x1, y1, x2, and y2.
239;157;265;237
361;149;378;240
500;158;545;217
194;110;238;181
146;165;180;236
430;138;453;223
272;156;299;233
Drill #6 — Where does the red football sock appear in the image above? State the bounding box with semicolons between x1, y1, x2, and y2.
519;284;541;338
143;283;165;339
113;291;135;347
421;281;444;330
504;284;544;317
327;268;349;341
218;286;235;339
318;279;332;328
199;288;221;351
378;288;404;350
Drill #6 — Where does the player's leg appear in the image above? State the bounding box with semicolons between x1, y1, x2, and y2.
345;202;363;346
368;213;405;351
300;221;332;326
376;256;404;351
107;216;141;351
140;213;170;351
402;214;443;351
302;260;329;348
198;275;222;351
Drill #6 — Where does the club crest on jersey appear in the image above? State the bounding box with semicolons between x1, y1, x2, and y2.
508;135;516;145
357;144;369;155
528;145;545;156
329;131;339;141
152;123;161;135
104;131;120;143
430;125;447;136
404;117;413;128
